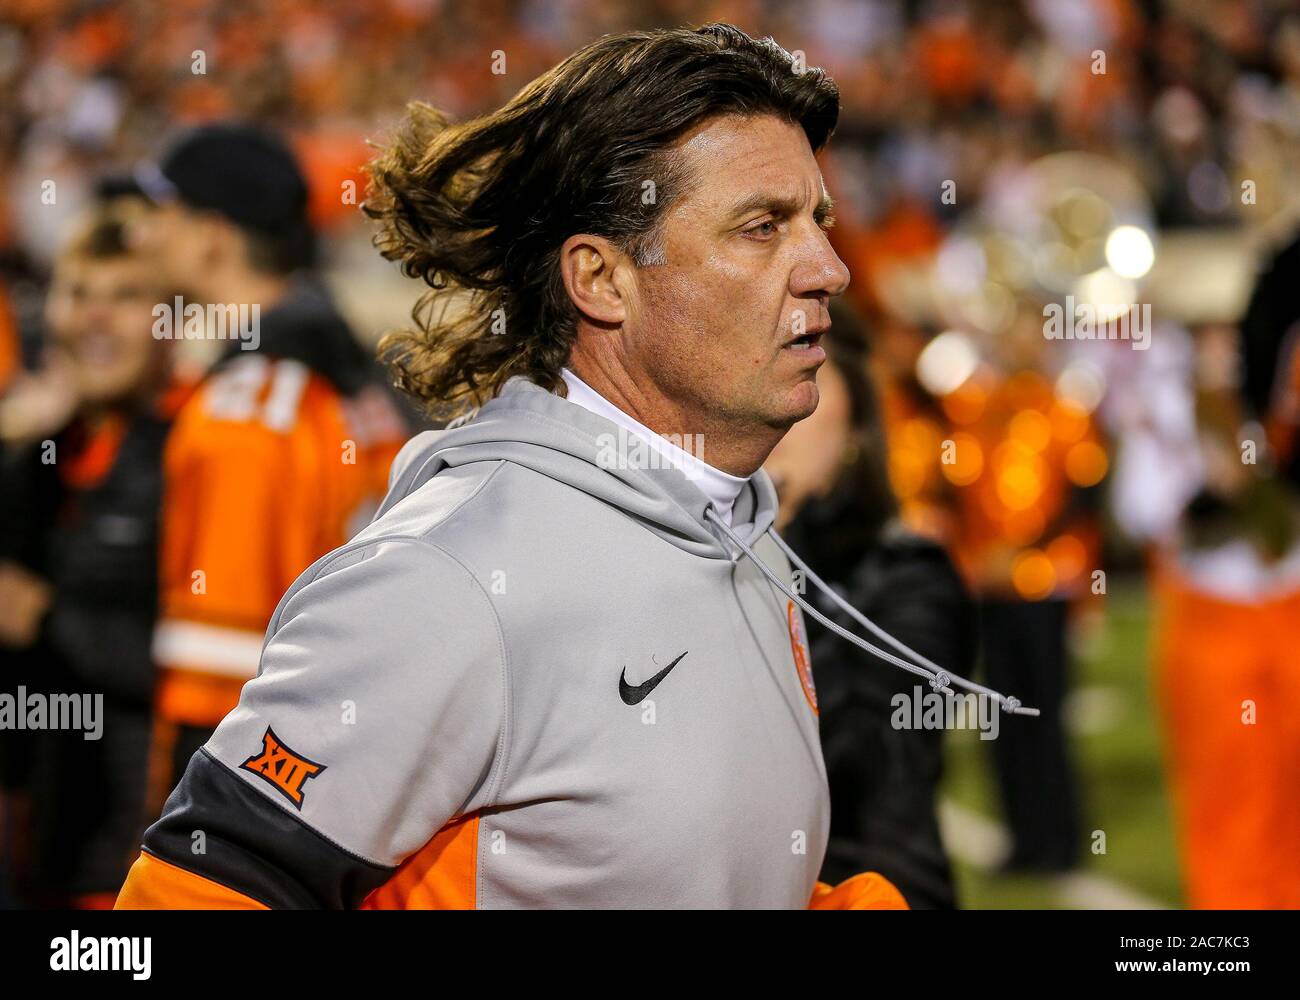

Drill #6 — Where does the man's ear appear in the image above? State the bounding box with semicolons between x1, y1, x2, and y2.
559;234;630;326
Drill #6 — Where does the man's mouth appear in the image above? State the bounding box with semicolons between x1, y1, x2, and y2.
784;331;822;348
77;334;122;366
781;330;826;355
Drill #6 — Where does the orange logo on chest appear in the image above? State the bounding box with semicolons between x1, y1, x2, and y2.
787;600;818;715
240;727;326;810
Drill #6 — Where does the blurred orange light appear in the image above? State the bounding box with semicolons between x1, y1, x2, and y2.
940;432;983;486
1001;506;1046;547
997;463;1043;510
1049;400;1090;443
1047;533;1088;582
890;456;927;499
1012;549;1057;600
942;382;987;425
896;417;942;452
1008;408;1052;452
1065;440;1108;487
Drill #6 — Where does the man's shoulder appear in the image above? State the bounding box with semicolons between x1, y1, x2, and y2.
352;460;511;550
281;456;604;627
323;456;587;581
363;451;589;544
266;469;508;636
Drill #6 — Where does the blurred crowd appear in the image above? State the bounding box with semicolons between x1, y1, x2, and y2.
4;0;1300;278
2;0;1300;909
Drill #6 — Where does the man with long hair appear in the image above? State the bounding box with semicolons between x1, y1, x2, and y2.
119;24;1024;909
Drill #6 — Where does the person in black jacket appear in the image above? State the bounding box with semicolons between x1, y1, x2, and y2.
1238;227;1300;491
765;303;976;909
0;199;180;907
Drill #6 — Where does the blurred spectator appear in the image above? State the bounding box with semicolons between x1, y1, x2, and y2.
0;199;181;907
128;124;409;814
906;308;1107;873
766;304;972;908
3;1;1298;282
1239;227;1300;491
1124;244;1300;908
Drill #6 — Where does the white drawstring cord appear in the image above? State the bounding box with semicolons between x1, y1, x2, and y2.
768;529;1037;714
704;508;1039;717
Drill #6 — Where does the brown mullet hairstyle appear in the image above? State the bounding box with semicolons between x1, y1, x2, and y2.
364;23;839;420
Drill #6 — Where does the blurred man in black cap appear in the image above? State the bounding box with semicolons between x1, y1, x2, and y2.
128;124;409;816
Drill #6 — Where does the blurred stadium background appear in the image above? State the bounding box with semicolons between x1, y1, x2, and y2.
3;0;1300;909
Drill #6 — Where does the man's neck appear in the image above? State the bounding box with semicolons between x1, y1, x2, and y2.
86;362;173;422
566;350;780;478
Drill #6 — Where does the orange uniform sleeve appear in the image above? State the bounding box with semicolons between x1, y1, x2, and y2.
809;872;910;910
116;852;269;910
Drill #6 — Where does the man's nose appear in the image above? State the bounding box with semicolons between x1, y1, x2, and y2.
82;297;112;327
791;228;851;299
128;214;163;253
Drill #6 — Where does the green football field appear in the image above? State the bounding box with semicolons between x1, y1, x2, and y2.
940;576;1184;909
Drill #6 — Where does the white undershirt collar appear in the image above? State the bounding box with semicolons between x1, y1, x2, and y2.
559;368;749;526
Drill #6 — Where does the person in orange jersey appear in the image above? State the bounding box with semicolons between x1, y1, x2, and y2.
1114;303;1300;908
126;125;410;813
1097;301;1300;908
1152;560;1300;908
0;200;187;908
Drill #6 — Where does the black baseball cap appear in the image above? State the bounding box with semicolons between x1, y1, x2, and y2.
134;122;310;233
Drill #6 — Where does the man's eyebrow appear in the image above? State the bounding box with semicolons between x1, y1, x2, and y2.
725;190;836;223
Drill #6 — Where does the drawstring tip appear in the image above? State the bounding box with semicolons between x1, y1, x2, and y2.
724;516;1051;723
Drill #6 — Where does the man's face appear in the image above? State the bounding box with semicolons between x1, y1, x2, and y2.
624;113;850;433
46;254;165;406
132;200;212;296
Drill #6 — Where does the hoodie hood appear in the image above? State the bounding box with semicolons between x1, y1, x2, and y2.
379;376;776;559
378;376;1040;718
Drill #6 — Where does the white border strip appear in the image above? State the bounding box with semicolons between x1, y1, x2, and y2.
153;619;264;678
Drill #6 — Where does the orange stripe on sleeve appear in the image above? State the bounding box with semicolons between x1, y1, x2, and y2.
361;814;479;910
114;852;269;910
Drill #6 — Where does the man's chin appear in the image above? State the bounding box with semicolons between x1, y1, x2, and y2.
767;377;820;429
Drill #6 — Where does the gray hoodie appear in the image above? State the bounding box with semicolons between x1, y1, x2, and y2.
122;375;1030;909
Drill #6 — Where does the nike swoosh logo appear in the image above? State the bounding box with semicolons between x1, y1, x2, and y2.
619;651;689;706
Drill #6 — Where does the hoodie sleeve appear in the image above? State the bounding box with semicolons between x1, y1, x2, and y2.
117;537;507;909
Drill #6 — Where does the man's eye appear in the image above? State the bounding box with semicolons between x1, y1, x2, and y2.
745;220;779;239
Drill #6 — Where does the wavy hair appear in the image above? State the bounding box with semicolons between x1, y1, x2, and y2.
364;23;839;419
